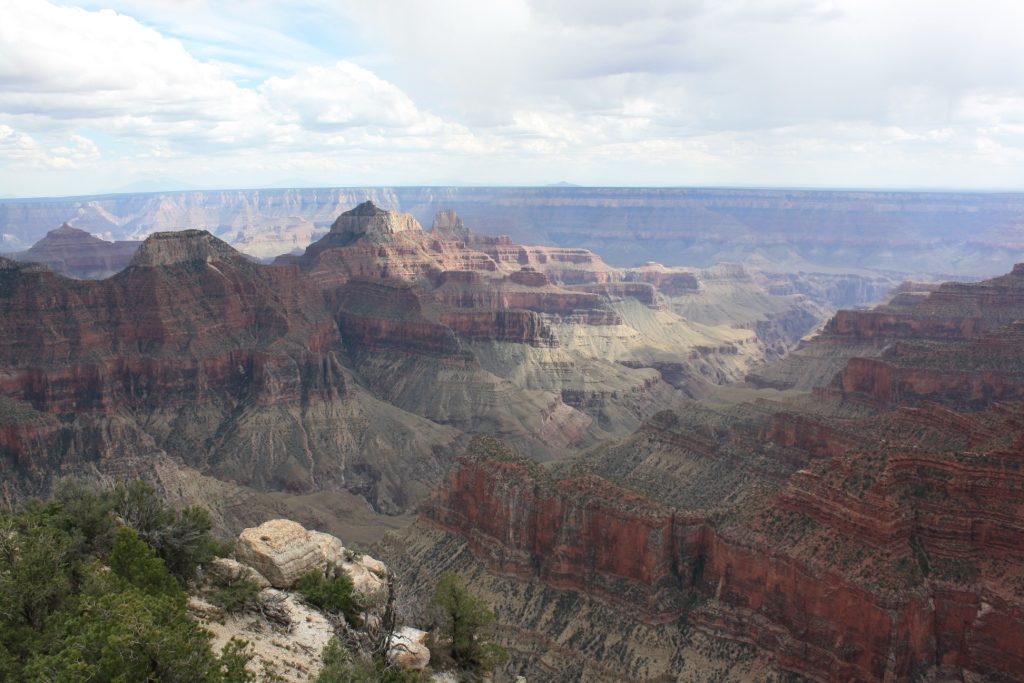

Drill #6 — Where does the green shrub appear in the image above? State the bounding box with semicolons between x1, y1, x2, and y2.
114;481;225;583
210;577;263;613
295;570;363;626
0;482;252;682
24;584;213;682
48;479;119;558
216;639;257;683
316;639;426;683
109;526;182;598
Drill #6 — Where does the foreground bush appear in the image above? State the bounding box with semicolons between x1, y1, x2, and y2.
430;572;508;675
0;480;250;682
295;570;363;626
316;639;426;683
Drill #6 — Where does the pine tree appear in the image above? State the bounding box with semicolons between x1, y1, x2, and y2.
430;572;507;675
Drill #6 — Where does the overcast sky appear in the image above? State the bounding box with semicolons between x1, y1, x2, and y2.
1;0;1022;196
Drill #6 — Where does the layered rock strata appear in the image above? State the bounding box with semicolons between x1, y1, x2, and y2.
280;203;834;457
0;231;460;514
749;264;1024;391
389;264;1024;682
411;403;1024;681
0;204;850;531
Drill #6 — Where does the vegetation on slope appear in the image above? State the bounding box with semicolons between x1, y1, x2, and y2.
429;572;508;675
0;481;253;682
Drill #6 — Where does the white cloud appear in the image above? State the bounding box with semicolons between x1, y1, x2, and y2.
0;124;99;169
262;62;447;134
0;0;276;149
0;0;1023;194
0;0;478;164
0;125;41;164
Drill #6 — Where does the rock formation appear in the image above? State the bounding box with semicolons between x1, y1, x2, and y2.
190;587;334;683
330;200;422;241
234;519;387;595
272;203;834;459
388;627;431;670
191;519;427;682
4;223;139;278
752;262;1024;391
0;228;461;521
236;519;338;589
430;209;469;241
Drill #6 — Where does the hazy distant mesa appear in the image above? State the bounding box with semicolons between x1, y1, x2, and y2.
4;186;1024;278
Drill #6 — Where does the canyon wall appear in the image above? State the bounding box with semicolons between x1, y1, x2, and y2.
411;402;1024;682
0;203;843;524
0;232;461;514
388;263;1024;682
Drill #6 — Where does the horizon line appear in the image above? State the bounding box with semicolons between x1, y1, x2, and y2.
4;183;1024;202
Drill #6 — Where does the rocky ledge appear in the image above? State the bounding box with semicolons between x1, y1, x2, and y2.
189;519;430;682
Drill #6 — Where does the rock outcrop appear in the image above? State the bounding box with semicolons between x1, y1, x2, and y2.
207;557;272;589
236;519;334;589
331;200;422;241
194;589;335;683
234;519;387;594
430;209;469;241
193;519;426;682
127;228;251;268
388;627;431;670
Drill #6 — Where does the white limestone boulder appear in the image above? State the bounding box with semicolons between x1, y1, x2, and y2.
207;556;271;589
341;554;388;596
235;519;389;596
309;530;346;566
388;626;431;670
234;519;326;589
310;529;387;596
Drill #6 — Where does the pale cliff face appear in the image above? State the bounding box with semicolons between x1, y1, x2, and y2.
328;201;423;244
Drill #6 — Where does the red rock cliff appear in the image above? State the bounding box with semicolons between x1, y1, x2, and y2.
421;417;1024;682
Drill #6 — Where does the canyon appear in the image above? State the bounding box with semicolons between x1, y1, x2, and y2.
0;202;842;537
3;196;1024;681
384;264;1024;682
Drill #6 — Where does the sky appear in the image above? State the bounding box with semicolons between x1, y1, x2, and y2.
1;0;1023;197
